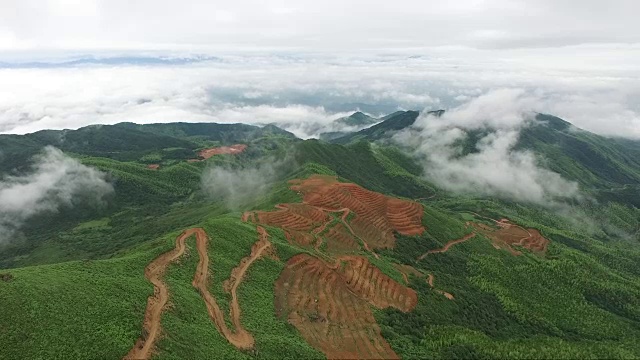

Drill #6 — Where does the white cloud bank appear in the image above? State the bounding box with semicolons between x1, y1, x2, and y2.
0;48;639;139
395;89;580;205
0;146;114;242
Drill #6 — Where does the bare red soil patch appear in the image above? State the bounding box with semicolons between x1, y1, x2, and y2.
324;222;360;253
247;175;425;252
146;164;160;170
470;219;549;255
241;175;428;358
199;144;247;160
275;254;416;359
126;226;272;359
290;176;425;249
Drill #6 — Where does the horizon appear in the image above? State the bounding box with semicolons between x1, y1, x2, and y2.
0;1;638;139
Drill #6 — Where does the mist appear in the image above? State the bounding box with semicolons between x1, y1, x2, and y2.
201;156;292;210
1;49;639;140
394;89;580;206
0;146;114;243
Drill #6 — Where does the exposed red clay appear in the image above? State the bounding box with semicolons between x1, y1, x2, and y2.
470;218;549;255
188;144;248;162
275;254;416;359
241;175;430;358
249;175;425;252
199;144;248;160
241;175;427;359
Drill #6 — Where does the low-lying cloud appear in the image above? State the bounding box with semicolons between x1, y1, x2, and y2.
201;156;292;209
395;89;580;206
1;48;639;139
0;146;114;242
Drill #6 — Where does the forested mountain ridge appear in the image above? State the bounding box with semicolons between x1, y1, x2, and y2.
0;112;639;359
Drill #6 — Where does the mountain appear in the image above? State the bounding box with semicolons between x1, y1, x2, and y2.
334;111;378;127
332;110;425;144
1;114;639;359
333;110;640;206
0;122;296;173
317;111;379;141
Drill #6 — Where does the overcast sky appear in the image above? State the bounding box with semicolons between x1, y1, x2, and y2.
0;0;638;50
0;0;638;138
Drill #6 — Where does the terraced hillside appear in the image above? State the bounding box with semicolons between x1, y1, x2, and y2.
275;254;415;359
241;175;427;358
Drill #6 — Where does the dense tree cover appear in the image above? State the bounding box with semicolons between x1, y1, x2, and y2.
294;139;436;199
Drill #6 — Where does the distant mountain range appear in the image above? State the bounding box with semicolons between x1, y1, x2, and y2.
0;55;220;68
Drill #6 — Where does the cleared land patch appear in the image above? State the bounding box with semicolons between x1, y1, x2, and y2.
275;254;416;359
470;219;549;256
198;144;248;160
244;174;425;252
242;174;426;358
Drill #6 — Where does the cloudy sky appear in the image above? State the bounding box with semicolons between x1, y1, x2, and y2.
1;0;639;50
0;0;638;138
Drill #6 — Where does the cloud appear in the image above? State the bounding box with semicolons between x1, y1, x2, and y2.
545;93;640;138
200;156;293;209
394;89;580;206
0;0;638;50
0;49;639;140
0;146;114;243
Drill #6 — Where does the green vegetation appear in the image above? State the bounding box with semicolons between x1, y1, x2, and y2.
1;115;639;359
0;236;172;359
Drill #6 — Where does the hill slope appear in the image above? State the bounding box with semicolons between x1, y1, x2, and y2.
1;116;639;359
333;110;640;205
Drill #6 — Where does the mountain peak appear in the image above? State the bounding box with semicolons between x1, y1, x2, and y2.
334;112;378;127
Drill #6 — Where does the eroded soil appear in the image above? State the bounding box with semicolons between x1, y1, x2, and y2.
241;175;426;358
198;144;248;160
244;175;425;252
470;218;549;255
275;254;416;359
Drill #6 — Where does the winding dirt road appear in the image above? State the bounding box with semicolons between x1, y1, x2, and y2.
125;226;272;359
426;273;455;300
417;232;476;261
211;225;272;350
413;232;477;301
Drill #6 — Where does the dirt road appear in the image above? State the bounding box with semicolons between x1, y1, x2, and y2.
210;225;272;350
125;226;272;359
426;273;454;300
125;228;207;359
417;232;476;261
